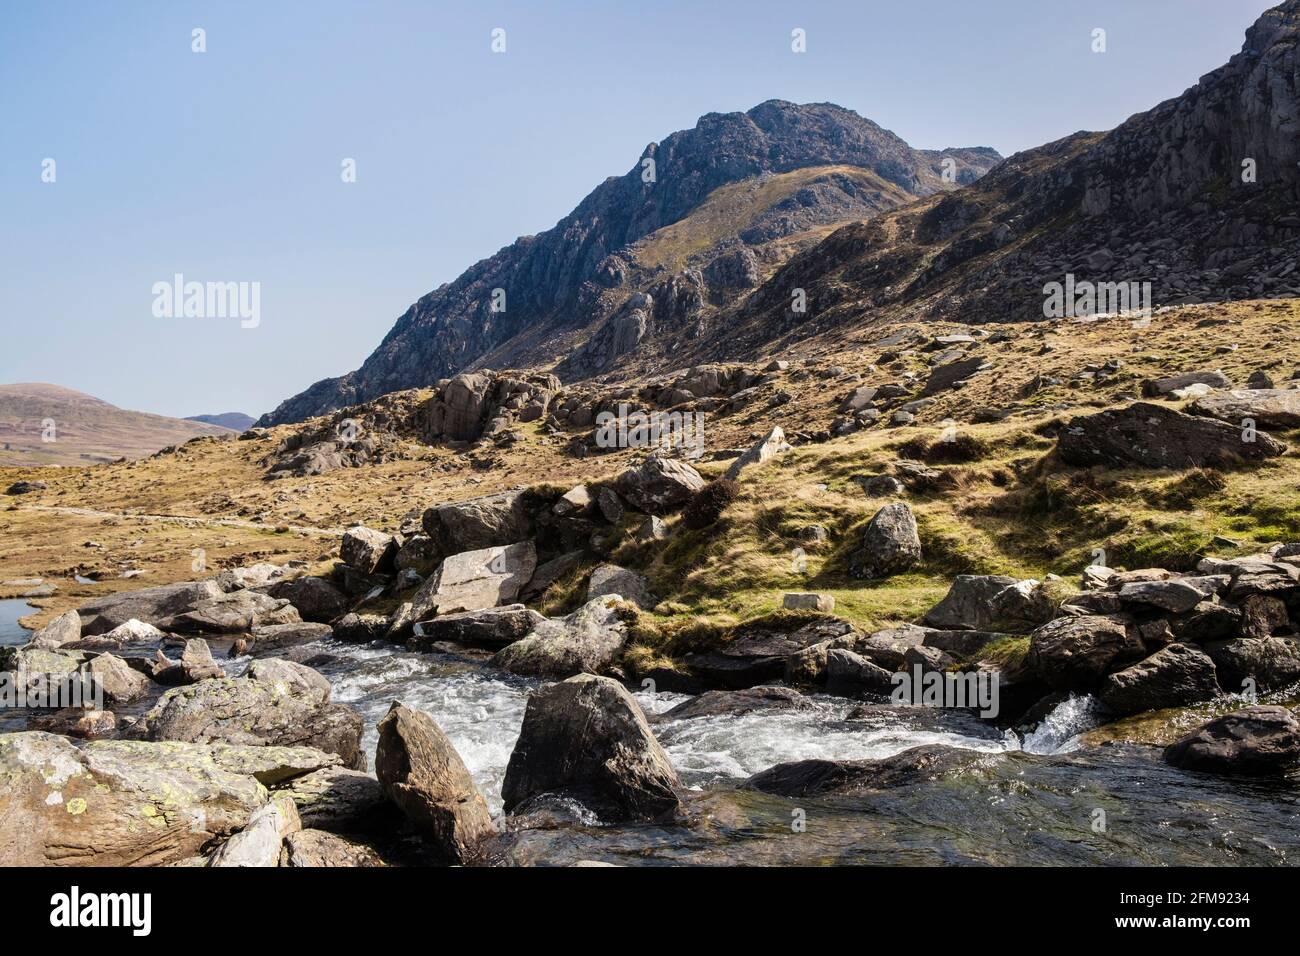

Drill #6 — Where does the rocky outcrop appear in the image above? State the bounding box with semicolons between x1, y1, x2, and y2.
1164;705;1300;776
77;581;224;636
615;456;707;515
1057;403;1285;469
502;674;681;821
374;702;496;865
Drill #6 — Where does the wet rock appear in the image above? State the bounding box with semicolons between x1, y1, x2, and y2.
502;674;681;821
615;455;707;515
410;604;544;650
1057;402;1285;469
848;503;921;579
1164;705;1300;776
1098;643;1221;716
491;597;627;678
266;576;350;624
659;686;813;720
208;792;301;867
725;426;791;480
743;745;999;797
1190;389;1300;428
280;829;386;867
1203;637;1300;693
586;564;656;610
410;541;537;617
1027;615;1132;690
374;702;496;864
0;734;329;866
77;580;225;636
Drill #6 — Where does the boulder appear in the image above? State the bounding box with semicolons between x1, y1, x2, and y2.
1189;389;1300;428
1098;643;1220;716
248;621;334;653
782;592;835;613
77;580;225;636
1027;615;1132;690
553;484;593;516
266;576;350;624
71;618;166;650
743;745;998;797
164;590;301;634
597;487;625;524
280;829;386;867
1117;577;1228;613
29;610;81;649
5;480;47;494
374;702;496;864
923;575;1019;630
922;356;984;395
784;641;832;685
282;766;390;833
0;734;329;866
853;626;929;670
409;541;537;617
659;686;812;720
1164;705;1300;775
242;657;332;704
339;526;398;575
1057;402;1285;468
724;426;791;480
684;617;859;689
491;597;627;678
207;792;301;867
84;652;151;705
142;671;365;771
615;455;707;515
1203;637;1300;693
151;638;224;685
1140;370;1231;396
848;503;921;579
502;674;681;821
825;648;895;695
410;604;544;650
421;490;533;555
332;612;390;643
586;563;656;610
441;371;495;441
1237;593;1291;638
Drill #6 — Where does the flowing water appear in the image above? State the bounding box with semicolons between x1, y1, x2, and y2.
267;636;1300;866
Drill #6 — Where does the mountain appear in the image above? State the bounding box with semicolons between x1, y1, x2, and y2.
686;0;1300;361
259;101;1000;425
0;384;235;467
186;412;256;432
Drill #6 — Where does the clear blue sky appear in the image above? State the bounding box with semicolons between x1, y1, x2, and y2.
0;0;1268;418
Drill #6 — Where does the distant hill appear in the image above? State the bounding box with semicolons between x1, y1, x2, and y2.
186;412;256;432
0;384;235;467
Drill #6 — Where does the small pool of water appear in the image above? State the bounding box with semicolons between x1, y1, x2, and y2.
0;599;34;646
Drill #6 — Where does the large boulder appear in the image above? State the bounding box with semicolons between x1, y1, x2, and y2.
374;702;496;864
502;674;681;821
491;597;628;677
421;490;533;555
586;564;657;610
1203;637;1300;693
77;581;225;636
825;648;895;695
141;668;365;770
1164;705;1300;775
248;621;335;653
742;745;999;797
84;652;151;705
683;617;860;689
163;590;301;634
848;503;921;579
441;371;495;441
615;455;706;515
0;734;331;866
29;610;82;649
1189;389;1300;429
1098;643;1221;716
409;541;537;618
266;576;350;624
1057;402;1286;468
923;575;1019;630
1027;615;1133;690
410;604;543;649
340;526;398;575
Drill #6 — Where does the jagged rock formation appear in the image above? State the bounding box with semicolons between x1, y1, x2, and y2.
260;101;998;424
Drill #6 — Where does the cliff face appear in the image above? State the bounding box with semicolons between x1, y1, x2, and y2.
258;101;999;425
